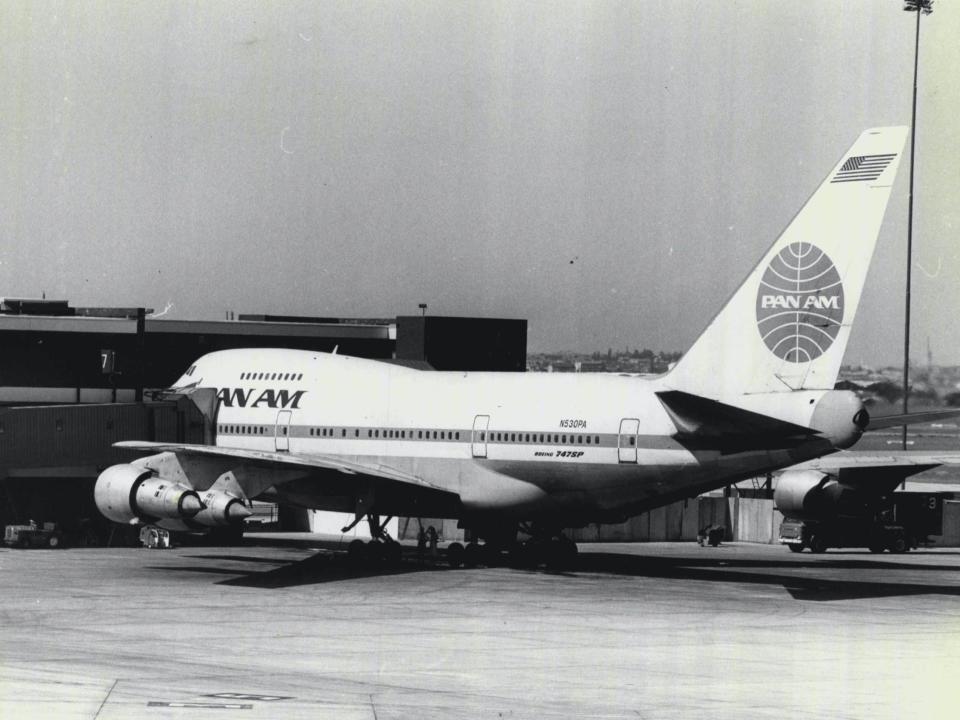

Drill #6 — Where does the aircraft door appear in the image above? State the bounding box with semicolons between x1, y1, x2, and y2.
618;418;640;463
472;415;490;458
275;410;292;451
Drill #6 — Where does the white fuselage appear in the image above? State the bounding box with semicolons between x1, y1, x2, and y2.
176;348;839;526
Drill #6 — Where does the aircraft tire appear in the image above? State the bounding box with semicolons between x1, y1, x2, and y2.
346;539;366;564
384;540;402;565
808;535;828;554
545;537;578;570
889;535;908;554
788;544;805;553
447;542;465;568
463;542;481;567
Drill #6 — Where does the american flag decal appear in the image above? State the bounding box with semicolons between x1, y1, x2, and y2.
830;153;897;183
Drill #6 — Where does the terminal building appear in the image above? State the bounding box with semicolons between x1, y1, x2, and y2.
0;298;526;542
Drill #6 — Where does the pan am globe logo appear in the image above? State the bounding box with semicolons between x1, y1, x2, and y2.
755;242;844;363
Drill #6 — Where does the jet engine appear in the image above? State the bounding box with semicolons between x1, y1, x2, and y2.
192;489;252;527
95;464;203;525
773;469;843;521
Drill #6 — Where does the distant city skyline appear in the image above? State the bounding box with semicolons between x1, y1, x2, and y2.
2;1;958;367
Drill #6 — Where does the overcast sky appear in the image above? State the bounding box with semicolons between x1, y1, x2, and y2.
2;1;957;366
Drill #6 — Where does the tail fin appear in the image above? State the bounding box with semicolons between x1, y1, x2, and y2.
666;127;908;399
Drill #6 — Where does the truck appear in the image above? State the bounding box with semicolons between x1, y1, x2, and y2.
778;491;944;554
4;522;65;549
779;517;912;554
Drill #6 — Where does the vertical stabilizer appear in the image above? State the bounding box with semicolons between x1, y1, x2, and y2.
666;127;908;399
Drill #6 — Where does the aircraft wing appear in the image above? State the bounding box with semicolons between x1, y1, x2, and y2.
786;450;960;492
790;451;960;471
113;441;453;494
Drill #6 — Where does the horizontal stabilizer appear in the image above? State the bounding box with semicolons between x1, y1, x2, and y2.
656;390;817;450
865;408;960;431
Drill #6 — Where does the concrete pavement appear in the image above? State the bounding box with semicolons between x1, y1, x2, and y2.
1;539;958;719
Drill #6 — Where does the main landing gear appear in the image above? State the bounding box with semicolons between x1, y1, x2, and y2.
342;513;402;566
510;531;579;571
456;524;579;571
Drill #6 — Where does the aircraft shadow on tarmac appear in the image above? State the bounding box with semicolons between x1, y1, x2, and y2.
150;547;960;601
567;551;960;602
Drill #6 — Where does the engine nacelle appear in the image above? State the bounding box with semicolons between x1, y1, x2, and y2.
192;490;252;527
773;469;843;521
95;464;203;525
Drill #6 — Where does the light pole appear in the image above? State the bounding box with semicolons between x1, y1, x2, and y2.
901;0;933;450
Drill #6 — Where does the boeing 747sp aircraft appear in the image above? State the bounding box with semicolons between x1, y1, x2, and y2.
96;127;945;565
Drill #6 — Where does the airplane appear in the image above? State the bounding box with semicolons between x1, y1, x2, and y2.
94;126;954;566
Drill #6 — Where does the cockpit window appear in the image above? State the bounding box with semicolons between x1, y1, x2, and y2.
185;365;196;377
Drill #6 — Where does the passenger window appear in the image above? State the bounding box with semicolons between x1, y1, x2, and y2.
629;437;636;446
562;435;567;443
455;432;460;440
480;432;485;441
586;436;591;444
441;431;445;440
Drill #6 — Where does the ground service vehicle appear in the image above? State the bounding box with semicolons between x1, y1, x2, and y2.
4;522;64;549
779;517;912;554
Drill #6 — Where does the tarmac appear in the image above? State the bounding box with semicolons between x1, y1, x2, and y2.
2;537;959;720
